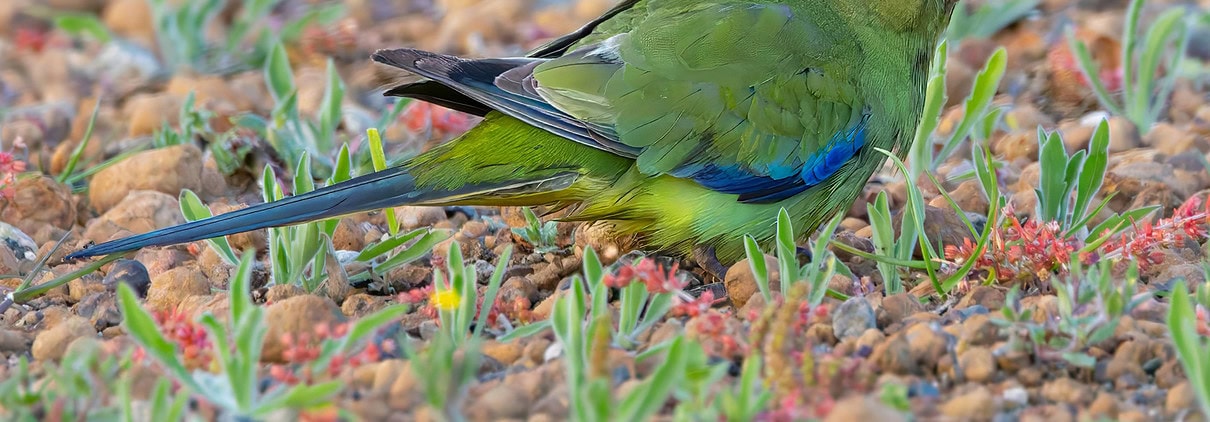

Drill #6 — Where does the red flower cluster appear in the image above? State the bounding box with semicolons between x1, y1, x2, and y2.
0;148;28;200
602;258;686;294
946;196;1210;282
140;310;212;369
687;310;745;358
1100;196;1210;267
300;18;358;58
1196;306;1209;337
670;290;714;318
271;322;393;385
945;208;1080;282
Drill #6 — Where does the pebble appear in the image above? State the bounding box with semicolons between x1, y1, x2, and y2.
88;144;204;213
262;295;346;363
481;340;523;366
958;346;996;383
1165;381;1197;415
1041;377;1093;406
82;191;184;245
876;292;925;329
101;259;151;297
723;255;779;309
823;396;907;422
0;176;76;236
959;313;1000;347
145;266;211;312
31;316;95;362
939;385;996;420
957;286;1005;310
832;296;876;340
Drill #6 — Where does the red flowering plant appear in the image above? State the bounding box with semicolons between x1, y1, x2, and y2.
946;196;1210;284
597;252;691;349
118;251;409;417
945;121;1210;284
0;137;29;201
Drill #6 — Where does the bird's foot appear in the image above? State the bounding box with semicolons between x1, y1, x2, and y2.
692;244;730;282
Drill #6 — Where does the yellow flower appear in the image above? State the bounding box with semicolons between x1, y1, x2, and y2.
430;289;461;311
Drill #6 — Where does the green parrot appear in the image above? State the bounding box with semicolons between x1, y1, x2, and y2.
67;0;958;272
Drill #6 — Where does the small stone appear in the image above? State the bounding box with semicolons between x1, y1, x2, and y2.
855;328;885;352
959;313;999;347
945;180;990;214
123;92;181;137
264;284;305;303
146;267;211;312
331;218;367;251
1002;386;1029;406
1166;381;1197;416
877;293;925;329
959;346;996;383
823;395;907;422
957;286;1005;310
0;223;38;271
134;248;193;279
82;191;183;246
394;206;445;230
88;144;204;213
1146;122;1208;156
905;323;948;371
805;323;837;345
1117;410;1148;422
1087;392;1118;420
1020;404;1075;422
387;361;421;410
340;294;384;318
204;203;267;253
522;338;552;367
995;343;1033;374
1106;116;1141;153
1021;295;1059;324
871;333;916;374
723;255;779;309
67;273;106;302
1105;339;1149;385
0;176;76;236
481;340;523;366
101;0;154;46
31;316;95;362
500;276;537;306
939;385;996;420
993;130;1039;162
73;292;121;331
0;330;31;353
832;297;876;340
1042;377;1093;405
370;359;407;393
468;381;530;420
262;295;345;363
101;259;151;297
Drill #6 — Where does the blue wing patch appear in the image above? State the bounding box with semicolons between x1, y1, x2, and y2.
677;116;869;203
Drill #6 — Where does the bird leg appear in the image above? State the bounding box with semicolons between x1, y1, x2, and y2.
692;244;730;282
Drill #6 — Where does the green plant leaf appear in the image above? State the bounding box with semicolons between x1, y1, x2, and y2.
1167;281;1210;414
265;42;296;102
742;235;772;302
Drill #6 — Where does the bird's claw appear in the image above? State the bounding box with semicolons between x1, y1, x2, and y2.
692;245;730;282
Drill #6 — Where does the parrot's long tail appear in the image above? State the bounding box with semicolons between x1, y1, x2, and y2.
66;166;443;260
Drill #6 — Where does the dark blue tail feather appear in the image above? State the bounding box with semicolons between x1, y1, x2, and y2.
66;166;423;260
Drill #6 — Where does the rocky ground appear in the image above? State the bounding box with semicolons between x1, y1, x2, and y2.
1;0;1210;420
